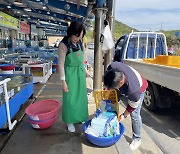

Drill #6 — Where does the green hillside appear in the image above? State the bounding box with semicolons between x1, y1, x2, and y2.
114;20;137;40
162;30;180;52
163;30;180;38
114;21;180;40
86;20;180;50
86;20;137;41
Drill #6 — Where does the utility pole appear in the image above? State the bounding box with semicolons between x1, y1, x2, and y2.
93;0;107;91
160;21;163;32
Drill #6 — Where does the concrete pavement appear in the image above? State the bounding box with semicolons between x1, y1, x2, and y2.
86;65;163;154
0;68;163;154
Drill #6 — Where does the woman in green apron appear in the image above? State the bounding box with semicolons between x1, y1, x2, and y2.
58;21;88;132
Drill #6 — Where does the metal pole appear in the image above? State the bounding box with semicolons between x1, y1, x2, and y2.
104;0;115;72
93;8;105;91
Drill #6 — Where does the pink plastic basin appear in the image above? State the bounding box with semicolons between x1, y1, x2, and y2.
25;99;61;121
29;114;58;129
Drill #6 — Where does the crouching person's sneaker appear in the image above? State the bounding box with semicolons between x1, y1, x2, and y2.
129;139;141;150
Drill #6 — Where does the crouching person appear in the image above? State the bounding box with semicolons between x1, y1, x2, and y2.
104;62;148;150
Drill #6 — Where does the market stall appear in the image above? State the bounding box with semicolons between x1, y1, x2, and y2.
0;74;34;130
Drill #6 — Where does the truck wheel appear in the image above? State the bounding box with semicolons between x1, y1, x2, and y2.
143;86;157;111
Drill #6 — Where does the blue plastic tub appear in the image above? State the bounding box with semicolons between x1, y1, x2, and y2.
82;120;125;147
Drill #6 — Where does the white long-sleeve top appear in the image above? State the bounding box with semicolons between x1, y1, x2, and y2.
58;39;86;81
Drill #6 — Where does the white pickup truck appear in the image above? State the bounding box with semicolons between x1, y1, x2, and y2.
114;31;180;110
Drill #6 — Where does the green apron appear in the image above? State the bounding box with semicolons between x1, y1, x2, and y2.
62;41;88;123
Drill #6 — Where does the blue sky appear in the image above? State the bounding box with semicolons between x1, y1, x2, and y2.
115;0;180;31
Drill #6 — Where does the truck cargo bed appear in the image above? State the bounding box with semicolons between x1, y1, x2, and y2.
124;57;180;93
